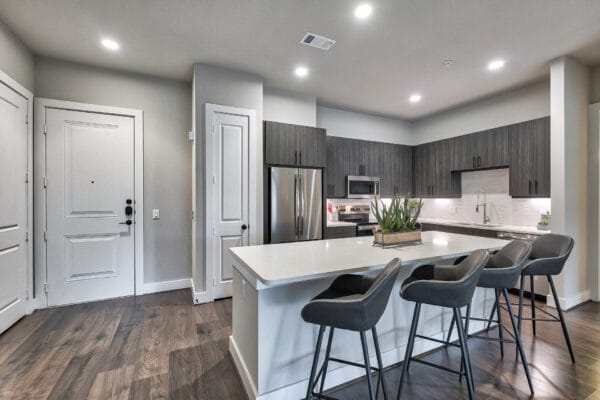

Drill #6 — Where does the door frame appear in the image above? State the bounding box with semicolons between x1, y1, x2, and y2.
203;103;258;302
591;102;600;302
34;98;144;308
0;70;34;314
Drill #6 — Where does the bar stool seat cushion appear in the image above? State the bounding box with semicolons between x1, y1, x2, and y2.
400;250;489;309
478;240;532;288
301;259;401;332
521;234;574;276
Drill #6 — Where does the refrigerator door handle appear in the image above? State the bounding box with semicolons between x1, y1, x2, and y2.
294;174;299;235
299;174;304;235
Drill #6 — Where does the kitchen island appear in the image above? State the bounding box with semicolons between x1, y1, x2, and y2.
229;231;508;400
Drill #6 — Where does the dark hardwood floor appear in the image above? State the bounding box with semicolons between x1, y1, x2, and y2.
0;289;599;399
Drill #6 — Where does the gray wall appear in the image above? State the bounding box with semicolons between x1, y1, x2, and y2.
592;66;600;104
192;64;263;293
412;80;550;144
264;87;316;127
35;57;192;284
317;106;413;144
0;20;34;91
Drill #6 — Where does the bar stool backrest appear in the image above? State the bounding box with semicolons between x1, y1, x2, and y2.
526;234;574;276
361;258;402;329
488;240;532;269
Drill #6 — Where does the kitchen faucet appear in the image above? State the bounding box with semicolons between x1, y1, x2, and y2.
476;190;491;224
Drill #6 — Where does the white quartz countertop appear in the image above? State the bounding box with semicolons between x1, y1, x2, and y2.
326;221;357;227
418;218;550;235
230;231;508;287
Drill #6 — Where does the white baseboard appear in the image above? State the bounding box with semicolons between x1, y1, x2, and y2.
191;278;213;304
142;278;192;295
546;289;591;310
229;336;258;399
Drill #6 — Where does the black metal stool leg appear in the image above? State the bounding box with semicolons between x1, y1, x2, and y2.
548;275;576;363
306;325;325;400
502;289;534;395
396;302;421;400
485;301;497;332
446;313;455;346
318;327;335;395
495;289;504;358
530;276;536;336
372;327;388;400
517;274;525;334
454;307;475;400
360;331;376;400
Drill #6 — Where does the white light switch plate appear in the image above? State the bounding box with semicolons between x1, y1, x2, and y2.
152;209;160;219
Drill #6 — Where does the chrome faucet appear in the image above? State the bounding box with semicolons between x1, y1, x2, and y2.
476;190;491;224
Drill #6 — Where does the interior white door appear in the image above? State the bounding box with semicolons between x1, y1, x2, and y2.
45;107;135;306
210;110;249;299
0;82;28;334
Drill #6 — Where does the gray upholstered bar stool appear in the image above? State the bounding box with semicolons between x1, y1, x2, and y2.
301;258;401;400
396;249;489;400
446;240;535;396
517;233;576;363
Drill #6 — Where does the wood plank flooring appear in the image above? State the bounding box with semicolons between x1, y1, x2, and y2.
0;289;599;399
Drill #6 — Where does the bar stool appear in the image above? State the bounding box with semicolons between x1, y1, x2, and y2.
301;258;401;400
517;234;576;363
396;249;489;400
446;240;535;396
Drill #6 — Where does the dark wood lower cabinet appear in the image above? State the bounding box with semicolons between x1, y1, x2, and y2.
324;225;356;239
420;222;499;238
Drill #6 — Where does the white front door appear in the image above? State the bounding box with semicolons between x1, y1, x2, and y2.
45;107;135;306
208;106;250;299
0;82;29;334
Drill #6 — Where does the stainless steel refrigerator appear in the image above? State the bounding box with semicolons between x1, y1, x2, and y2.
269;167;322;243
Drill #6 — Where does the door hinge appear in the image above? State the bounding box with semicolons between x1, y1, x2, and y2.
188;130;194;142
25;115;29;125
43;230;47;242
25;232;29;242
212;227;215;236
191;209;195;220
25;288;30;300
212;176;216;184
43;282;49;294
43;124;47;135
43;176;48;188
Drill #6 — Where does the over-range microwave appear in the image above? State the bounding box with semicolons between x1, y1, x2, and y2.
347;175;380;199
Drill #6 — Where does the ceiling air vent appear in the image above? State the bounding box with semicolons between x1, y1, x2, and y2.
300;32;336;50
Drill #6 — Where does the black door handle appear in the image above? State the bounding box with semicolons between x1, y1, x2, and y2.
241;224;248;230
119;220;132;226
125;205;133;216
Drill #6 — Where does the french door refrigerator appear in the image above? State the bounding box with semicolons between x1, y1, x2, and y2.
269;167;322;243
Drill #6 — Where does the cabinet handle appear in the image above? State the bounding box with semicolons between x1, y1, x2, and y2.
295;151;298;165
478;156;481;168
299;151;302;165
528;180;532;194
473;156;476;168
535;180;538;194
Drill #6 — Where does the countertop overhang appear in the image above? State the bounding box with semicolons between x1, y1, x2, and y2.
230;231;508;288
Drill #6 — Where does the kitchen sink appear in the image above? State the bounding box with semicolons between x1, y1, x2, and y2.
454;222;501;228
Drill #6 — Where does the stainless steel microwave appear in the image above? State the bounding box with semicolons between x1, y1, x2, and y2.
347;175;380;198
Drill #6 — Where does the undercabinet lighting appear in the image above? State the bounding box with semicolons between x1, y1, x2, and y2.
487;59;505;71
295;66;309;77
409;93;422;103
354;3;372;19
101;38;120;51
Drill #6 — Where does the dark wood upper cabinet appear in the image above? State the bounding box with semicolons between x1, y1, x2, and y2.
452;128;508;171
415;140;460;198
325;136;348;198
264;121;326;168
509;117;550;197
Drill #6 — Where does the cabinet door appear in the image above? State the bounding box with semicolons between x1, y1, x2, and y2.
398;145;414;196
452;134;476;171
297;126;326;168
414;143;433;197
509;121;535;197
325;136;348;198
432;139;460;197
264;121;297;166
532;117;551;197
477;127;509;169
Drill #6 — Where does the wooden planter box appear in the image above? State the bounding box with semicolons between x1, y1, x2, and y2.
373;230;422;248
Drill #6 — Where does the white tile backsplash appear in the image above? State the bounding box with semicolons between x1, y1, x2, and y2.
327;168;551;228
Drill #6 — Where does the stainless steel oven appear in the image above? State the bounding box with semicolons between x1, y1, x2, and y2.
347;175;380;199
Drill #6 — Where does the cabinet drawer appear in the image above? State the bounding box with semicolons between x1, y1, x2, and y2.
324;226;356;239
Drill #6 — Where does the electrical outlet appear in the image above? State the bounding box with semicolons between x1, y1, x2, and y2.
152;209;160;219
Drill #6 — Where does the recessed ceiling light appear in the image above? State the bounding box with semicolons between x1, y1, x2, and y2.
295;66;309;77
101;38;120;51
409;94;422;103
354;3;372;19
487;59;505;71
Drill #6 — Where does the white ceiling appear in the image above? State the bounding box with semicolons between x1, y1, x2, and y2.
1;0;600;120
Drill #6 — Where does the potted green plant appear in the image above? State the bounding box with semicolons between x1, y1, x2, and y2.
371;194;423;247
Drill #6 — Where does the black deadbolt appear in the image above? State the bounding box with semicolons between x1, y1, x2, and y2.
125;206;133;216
126;199;132;205
241;224;248;230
